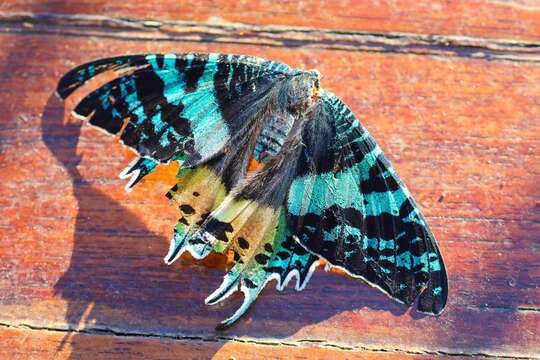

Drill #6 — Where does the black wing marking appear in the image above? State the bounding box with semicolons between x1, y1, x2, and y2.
285;91;448;314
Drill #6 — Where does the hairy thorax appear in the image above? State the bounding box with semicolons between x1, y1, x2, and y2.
252;70;320;164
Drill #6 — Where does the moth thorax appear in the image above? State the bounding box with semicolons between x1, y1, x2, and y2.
285;71;320;114
253;113;294;163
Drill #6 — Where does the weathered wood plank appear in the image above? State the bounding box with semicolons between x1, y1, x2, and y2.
0;327;480;360
3;12;540;64
0;30;539;359
2;0;540;42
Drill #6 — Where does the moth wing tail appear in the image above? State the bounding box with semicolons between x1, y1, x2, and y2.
164;165;229;264
200;203;319;327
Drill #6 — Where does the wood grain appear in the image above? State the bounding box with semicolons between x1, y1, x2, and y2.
1;1;540;358
0;327;481;360
2;0;540;42
0;32;539;359
3;12;540;64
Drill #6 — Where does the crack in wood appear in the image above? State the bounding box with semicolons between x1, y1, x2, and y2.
1;12;540;62
427;215;540;225
0;322;537;359
466;305;540;314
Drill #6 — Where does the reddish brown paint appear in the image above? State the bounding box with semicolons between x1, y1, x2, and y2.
0;2;539;358
2;0;540;41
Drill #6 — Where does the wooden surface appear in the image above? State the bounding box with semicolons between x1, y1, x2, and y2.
0;1;539;359
3;0;540;42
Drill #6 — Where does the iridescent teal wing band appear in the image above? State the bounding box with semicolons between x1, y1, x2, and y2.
57;52;291;171
286;91;448;314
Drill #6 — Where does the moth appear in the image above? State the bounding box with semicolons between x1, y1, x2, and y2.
57;53;448;329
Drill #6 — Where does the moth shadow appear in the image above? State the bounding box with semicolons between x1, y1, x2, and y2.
42;94;424;354
42;94;224;357
222;267;416;339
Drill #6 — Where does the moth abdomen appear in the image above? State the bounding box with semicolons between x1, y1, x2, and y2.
253;113;294;163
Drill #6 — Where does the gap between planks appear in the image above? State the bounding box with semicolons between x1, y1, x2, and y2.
0;322;537;360
1;12;540;62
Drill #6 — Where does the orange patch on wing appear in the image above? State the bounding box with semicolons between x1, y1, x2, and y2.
317;258;346;276
144;160;179;184
248;158;265;172
123;154;179;190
